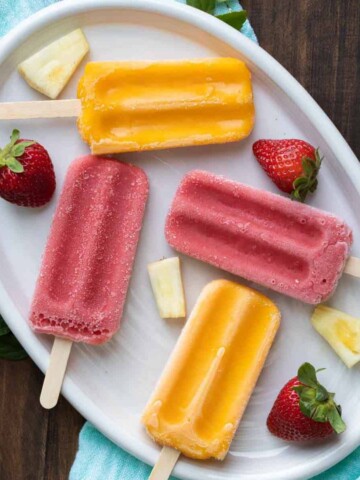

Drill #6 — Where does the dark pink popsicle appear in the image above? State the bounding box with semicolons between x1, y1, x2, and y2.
165;170;352;304
30;155;148;344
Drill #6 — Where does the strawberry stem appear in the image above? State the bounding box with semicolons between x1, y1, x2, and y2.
291;149;323;203
292;362;346;434
0;129;34;173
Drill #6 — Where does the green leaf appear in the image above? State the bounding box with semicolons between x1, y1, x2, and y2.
327;406;346;434
0;129;29;172
6;157;24;173
186;0;216;13
312;403;331;422
12;141;34;158
293;177;307;187
299;399;313;418
302;157;314;176
295;362;346;434
1;129;19;157
10;129;20;144
297;362;319;388
215;11;247;30
0;316;10;336
298;385;316;402
0;315;28;361
315;384;329;402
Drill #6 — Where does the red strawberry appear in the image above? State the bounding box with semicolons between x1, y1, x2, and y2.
267;363;346;441
253;139;322;202
0;129;55;207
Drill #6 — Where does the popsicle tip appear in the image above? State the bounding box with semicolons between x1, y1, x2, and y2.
39;390;59;409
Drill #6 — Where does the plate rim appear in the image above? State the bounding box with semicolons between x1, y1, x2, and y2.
0;1;359;479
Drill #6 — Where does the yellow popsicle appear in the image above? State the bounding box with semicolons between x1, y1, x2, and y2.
142;280;280;461
77;58;255;154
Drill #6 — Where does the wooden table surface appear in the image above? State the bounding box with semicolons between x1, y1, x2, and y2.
0;1;359;479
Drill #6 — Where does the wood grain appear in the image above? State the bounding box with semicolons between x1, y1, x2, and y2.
0;2;359;479
243;0;360;158
0;358;83;480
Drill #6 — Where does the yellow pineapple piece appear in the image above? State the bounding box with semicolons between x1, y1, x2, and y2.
311;305;360;368
18;29;89;99
148;257;186;319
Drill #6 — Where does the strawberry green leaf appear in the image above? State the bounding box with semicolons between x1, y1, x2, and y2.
1;129;20;158
296;385;316;402
12;141;34;157
0;129;34;173
6;157;24;173
293;177;307;187
291;149;323;203
215;11;247;30
299;400;313;418
312;404;332;423
186;0;216;13
7;129;20;152
327;406;346;434
10;129;20;143
315;384;329;402
297;362;319;388
302;158;314;176
293;362;346;434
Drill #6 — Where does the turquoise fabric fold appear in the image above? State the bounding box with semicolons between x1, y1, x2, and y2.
70;423;360;480
0;0;358;479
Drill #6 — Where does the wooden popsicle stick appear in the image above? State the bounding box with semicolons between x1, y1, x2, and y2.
148;447;181;480
0;99;80;120
40;337;73;409
344;256;360;278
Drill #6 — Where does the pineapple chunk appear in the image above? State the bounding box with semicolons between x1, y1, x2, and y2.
148;257;186;318
18;29;89;99
311;305;360;368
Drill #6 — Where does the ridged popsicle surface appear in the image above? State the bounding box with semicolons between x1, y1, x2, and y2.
165;171;352;304
142;280;280;460
77;58;255;154
29;155;148;344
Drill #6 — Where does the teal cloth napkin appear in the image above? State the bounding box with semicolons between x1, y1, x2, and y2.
0;1;358;479
70;423;360;480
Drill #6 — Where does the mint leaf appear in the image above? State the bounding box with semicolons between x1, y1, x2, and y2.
6;157;24;173
0;315;28;361
215;11;247;30
0;316;10;336
186;0;216;13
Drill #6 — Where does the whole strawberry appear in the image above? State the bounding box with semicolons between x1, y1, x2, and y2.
267;363;345;441
253;139;322;202
0;129;55;207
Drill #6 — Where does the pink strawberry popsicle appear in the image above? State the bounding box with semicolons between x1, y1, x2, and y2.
29;155;148;345
165;170;352;304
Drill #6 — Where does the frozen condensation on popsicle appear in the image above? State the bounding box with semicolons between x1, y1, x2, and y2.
29;155;149;345
165;171;353;304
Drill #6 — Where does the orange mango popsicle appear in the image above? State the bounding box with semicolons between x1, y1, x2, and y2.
142;280;280;460
77;58;254;154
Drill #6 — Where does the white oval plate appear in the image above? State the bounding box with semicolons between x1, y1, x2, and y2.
1;1;360;479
